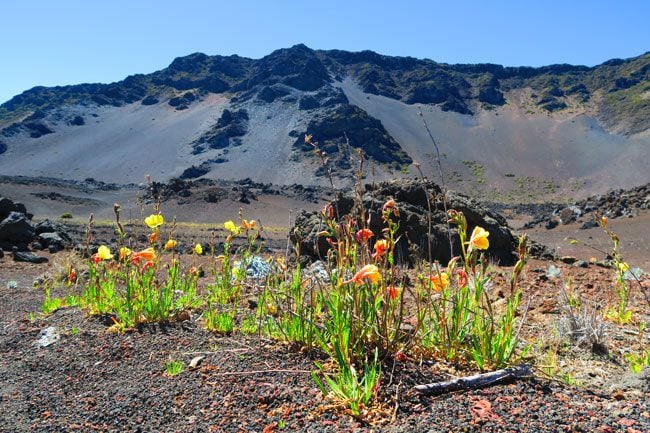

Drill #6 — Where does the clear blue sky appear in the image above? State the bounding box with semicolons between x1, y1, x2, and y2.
1;0;648;104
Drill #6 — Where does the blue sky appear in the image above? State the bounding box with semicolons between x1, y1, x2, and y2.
1;0;648;104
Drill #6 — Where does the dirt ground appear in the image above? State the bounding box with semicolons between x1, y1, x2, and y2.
1;181;649;432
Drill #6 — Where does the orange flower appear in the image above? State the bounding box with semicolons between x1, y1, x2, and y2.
372;239;389;259
387;285;400;300
356;228;374;243
242;219;257;230
430;272;450;292
468;226;490;251
142;261;155;271
348;264;381;284
131;247;156;265
382;199;399;216
164;239;177;251
148;231;159;243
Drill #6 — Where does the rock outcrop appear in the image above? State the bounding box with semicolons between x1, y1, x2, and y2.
524;183;650;229
291;179;519;265
192;108;249;153
293;104;412;173
0;196;73;252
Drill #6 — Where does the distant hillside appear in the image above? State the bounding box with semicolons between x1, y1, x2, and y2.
0;44;648;200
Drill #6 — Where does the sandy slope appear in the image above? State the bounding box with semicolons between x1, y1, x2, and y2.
340;79;650;197
1;76;649;200
0;94;228;183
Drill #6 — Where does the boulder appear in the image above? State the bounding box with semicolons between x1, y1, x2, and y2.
34;219;74;247
12;247;48;264
0;212;35;245
38;232;66;252
0;197;29;220
257;85;290;103
291;179;519;265
141;95;159;105
0;200;71;252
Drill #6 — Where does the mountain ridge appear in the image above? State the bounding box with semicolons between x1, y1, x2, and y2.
3;45;649;134
0;44;649;201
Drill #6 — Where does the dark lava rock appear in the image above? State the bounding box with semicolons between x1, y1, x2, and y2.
249;44;332;92
0;197;29;220
298;95;319;110
315;86;349;108
34;219;68;235
0;212;35;244
525;183;650;228
0;139;6;154
545;219;559;230
168;92;196;110
294;104;411;172
24;122;54;138
68;115;85;126
38;232;67;251
478;84;505;105
257;85;290;103
141;95;159;105
560;256;577;265
34;219;74;250
580;219;598;230
180;164;210;180
193;109;249;152
559;207;577;225
0;201;71;252
12;247;48;264
291;178;519;265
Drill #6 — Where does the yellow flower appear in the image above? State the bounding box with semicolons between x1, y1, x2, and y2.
164;239;177;251
430;272;450;292
144;214;164;229
194;243;203;255
348;264;381;284
469;226;490;250
224;220;241;235
119;246;132;260
617;262;630;272
96;245;113;260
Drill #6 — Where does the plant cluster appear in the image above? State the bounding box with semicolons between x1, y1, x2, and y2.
41;182;533;418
